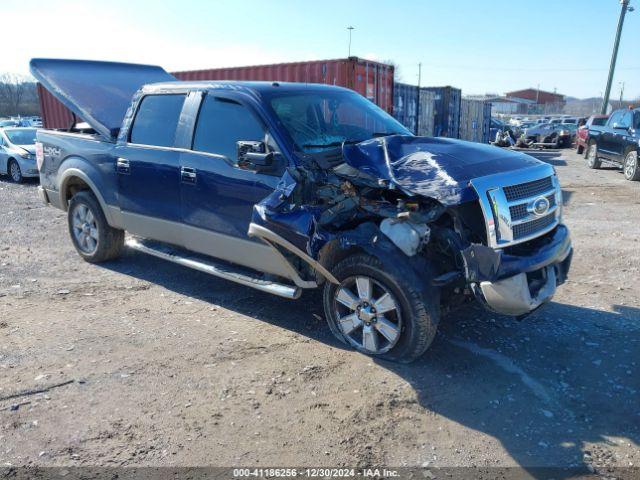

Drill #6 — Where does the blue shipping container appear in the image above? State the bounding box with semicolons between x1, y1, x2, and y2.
421;86;461;138
393;82;419;134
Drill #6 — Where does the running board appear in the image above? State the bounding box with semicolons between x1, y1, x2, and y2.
125;237;301;299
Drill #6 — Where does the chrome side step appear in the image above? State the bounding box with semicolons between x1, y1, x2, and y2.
125;237;301;299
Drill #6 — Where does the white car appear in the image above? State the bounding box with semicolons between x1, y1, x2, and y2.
0;127;39;183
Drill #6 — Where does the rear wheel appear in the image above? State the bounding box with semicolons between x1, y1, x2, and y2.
586;142;601;169
623;151;640;181
68;190;124;263
323;253;439;363
8;159;23;183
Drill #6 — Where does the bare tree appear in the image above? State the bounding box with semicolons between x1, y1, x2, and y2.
383;59;402;83
0;73;39;117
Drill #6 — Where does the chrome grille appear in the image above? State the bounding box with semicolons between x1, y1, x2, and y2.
513;213;556;240
503;177;553;202
509;194;556;221
470;164;562;249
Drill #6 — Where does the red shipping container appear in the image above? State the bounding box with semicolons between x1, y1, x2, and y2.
37;57;394;129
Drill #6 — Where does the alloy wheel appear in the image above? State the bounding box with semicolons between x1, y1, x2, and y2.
333;275;402;354
71;204;99;254
10;162;21;182
624;153;637;179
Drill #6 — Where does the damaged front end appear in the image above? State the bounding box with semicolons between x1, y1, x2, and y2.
248;135;573;318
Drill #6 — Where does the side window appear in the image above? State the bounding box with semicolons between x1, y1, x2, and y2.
608;111;623;127
129;94;186;147
634;112;640;129
192;95;265;161
619;111;633;129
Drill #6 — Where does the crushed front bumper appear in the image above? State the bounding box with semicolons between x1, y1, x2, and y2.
462;225;572;316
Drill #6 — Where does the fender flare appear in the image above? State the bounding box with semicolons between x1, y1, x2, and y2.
58;167;117;226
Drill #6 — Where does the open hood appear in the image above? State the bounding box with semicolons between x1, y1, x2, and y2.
30;58;176;140
342;136;544;205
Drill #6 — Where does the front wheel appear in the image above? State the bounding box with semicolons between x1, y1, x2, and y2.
8;159;23;183
623;151;640;181
68;190;124;263
586;143;601;169
323;253;439;363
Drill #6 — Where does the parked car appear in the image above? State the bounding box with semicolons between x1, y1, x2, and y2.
31;58;572;362
576;114;608;155
524;123;574;147
0;127;39;183
0;119;20;128
586;108;640;181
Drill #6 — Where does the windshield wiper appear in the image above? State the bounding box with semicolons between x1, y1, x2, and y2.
302;139;366;149
371;131;405;138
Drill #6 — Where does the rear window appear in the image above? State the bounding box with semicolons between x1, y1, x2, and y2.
591;117;608;126
130;94;186;147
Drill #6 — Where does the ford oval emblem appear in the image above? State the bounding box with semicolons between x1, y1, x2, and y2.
531;196;550;216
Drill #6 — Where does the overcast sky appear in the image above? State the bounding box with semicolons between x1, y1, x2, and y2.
5;0;639;99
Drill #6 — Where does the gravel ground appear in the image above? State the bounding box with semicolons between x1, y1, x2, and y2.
0;148;638;474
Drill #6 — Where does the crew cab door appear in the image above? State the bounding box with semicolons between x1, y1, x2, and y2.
177;92;291;276
599;111;624;159
114;93;187;245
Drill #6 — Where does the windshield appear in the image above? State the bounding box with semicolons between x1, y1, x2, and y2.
5;128;37;145
269;90;411;152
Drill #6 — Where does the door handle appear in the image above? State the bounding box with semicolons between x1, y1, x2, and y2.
116;158;130;174
181;166;197;184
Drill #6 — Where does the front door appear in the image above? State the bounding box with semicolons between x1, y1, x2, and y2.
179;93;289;277
115;93;187;245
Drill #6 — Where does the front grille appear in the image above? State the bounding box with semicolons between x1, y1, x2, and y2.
509;194;557;221
513;213;556;240
503;176;554;202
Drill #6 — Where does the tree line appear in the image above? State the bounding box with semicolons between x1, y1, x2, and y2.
0;73;41;118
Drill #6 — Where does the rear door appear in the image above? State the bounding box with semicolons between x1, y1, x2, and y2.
114;93;187;245
178;92;291;277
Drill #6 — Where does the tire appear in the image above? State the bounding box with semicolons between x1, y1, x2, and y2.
586;142;601;169
323;253;439;363
67;190;124;263
623;151;640;181
8;159;23;183
576;144;584;155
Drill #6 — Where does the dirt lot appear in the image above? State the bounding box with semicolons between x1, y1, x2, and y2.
0;148;638;474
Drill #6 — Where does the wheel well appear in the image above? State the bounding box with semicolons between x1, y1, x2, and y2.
623;145;638;158
317;241;366;284
63;176;92;207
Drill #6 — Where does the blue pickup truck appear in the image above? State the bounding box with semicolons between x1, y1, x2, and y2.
586;107;640;181
31;59;572;362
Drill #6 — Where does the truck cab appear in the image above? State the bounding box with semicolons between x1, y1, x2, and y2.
586;108;640;181
32;59;573;362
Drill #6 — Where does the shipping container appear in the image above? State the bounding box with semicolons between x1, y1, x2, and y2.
421;86;461;138
417;89;436;137
37;57;394;129
459;98;492;143
393;82;419;133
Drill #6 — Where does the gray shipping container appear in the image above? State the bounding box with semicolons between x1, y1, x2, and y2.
459;98;492;143
417;89;436;137
422;86;461;138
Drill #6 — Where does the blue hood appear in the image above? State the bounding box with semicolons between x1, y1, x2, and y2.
342;135;543;205
30;58;176;139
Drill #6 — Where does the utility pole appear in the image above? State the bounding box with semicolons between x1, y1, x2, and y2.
602;0;633;114
416;63;422;135
347;26;354;58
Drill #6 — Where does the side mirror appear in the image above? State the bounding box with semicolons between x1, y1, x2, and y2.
237;141;274;172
